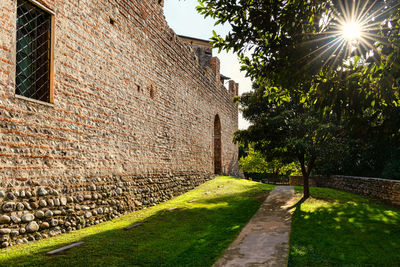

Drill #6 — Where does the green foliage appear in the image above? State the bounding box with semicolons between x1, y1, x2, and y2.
314;137;400;179
234;84;345;196
382;159;400;180
290;187;400;265
239;145;268;173
197;0;400;115
239;144;299;175
0;177;274;266
198;0;400;180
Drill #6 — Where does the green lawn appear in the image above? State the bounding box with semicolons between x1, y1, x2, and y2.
0;176;273;267
289;186;400;266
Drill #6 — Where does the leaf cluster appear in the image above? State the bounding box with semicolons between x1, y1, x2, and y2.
198;0;400;114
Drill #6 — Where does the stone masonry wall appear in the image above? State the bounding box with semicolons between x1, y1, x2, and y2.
0;0;240;247
289;175;400;206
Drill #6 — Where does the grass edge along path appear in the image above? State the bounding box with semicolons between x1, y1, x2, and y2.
288;186;400;266
0;176;274;267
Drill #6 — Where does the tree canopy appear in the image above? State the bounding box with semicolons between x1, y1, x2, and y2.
197;0;400;197
235;84;346;197
198;0;400;115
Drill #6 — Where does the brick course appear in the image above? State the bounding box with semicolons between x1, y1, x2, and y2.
0;0;240;247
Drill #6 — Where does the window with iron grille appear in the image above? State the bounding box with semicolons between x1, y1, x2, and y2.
16;0;53;103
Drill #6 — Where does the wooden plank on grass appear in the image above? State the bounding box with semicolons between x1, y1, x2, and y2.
167;207;181;212
47;242;85;255
124;223;143;231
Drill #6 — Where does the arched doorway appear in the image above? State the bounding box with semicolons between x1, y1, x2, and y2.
214;115;222;174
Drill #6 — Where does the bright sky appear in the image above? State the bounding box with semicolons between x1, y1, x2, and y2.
163;0;251;130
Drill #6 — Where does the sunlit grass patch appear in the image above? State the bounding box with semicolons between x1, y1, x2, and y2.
289;186;400;266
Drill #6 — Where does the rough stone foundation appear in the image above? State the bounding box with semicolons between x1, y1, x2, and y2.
0;172;213;247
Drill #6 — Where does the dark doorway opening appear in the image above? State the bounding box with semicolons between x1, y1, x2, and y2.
214;115;222;174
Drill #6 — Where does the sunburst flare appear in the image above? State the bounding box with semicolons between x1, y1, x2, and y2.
299;0;400;72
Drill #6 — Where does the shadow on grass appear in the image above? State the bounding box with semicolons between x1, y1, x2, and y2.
293;186;383;205
289;189;400;266
1;189;270;267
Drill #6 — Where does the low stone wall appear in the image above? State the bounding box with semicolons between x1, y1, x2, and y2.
0;172;213;248
289;175;400;206
288;176;318;187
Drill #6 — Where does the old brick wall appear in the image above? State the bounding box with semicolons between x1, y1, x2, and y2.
289;175;400;206
0;0;239;247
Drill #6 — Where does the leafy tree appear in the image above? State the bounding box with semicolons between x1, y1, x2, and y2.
239;144;298;176
197;0;400;196
314;123;400;179
239;145;268;173
235;85;345;198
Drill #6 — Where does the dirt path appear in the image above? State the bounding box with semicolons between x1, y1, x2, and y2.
213;186;298;267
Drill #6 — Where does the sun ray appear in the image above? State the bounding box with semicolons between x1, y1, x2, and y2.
303;38;344;69
350;0;358;25
291;39;346;81
324;41;348;72
354;0;366;23
295;37;343;65
362;32;400;49
331;39;350;64
340;0;350;23
297;34;341;46
367;2;399;20
356;0;377;24
292;0;400;74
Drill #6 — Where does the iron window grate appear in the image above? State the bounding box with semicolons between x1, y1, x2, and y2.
16;0;52;103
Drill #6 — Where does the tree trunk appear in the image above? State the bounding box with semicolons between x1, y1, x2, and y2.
298;154;315;199
302;172;310;199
